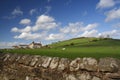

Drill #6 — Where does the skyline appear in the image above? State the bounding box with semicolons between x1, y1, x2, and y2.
0;0;120;48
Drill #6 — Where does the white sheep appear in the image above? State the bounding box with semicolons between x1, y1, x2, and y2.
62;48;66;50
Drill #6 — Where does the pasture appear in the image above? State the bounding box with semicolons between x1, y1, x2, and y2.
1;37;120;59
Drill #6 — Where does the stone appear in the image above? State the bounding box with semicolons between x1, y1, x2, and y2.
92;76;101;80
98;58;119;72
35;56;43;67
29;55;40;67
79;57;98;71
42;56;52;68
69;58;81;71
8;54;18;62
66;74;78;80
49;57;59;69
57;58;70;71
1;53;120;80
15;55;22;61
77;72;92;80
105;72;120;79
25;76;29;80
23;55;33;66
18;55;29;64
3;54;10;61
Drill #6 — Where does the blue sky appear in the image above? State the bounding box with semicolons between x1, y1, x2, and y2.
0;0;120;48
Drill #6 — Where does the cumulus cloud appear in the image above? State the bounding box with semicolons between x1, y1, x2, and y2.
80;30;98;37
11;15;59;40
14;31;47;40
12;15;58;32
96;0;115;9
60;22;98;34
0;42;19;49
98;29;119;38
60;22;83;34
11;14;99;41
29;9;37;15
46;33;64;40
11;26;31;33
14;32;39;40
32;15;58;31
12;7;23;15
83;23;98;31
105;8;120;22
19;19;31;25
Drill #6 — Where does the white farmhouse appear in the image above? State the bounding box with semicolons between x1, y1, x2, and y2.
28;41;42;49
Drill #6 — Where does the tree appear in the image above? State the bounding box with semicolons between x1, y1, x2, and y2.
106;35;110;38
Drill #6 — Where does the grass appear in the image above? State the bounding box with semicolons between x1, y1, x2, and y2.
1;37;120;59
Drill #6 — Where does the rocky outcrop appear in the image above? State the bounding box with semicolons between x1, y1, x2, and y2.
0;53;120;80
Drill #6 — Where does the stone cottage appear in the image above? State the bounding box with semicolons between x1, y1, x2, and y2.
28;41;42;49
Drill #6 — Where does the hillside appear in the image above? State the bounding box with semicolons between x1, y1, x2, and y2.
1;37;120;59
49;37;120;48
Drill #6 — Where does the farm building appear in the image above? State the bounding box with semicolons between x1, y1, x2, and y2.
19;45;28;48
12;41;42;49
12;46;19;49
28;41;42;49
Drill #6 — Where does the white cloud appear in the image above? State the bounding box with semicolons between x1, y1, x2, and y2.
32;15;58;31
80;30;98;37
105;8;120;22
98;29;119;38
60;22;98;34
60;22;83;34
83;23;98;31
11;15;59;40
29;9;37;15
36;15;54;23
14;32;40;40
12;15;57;32
14;31;47;40
11;14;99;41
97;0;115;9
11;27;18;32
46;33;64;40
11;26;32;33
0;42;19;49
19;18;31;25
12;7;23;15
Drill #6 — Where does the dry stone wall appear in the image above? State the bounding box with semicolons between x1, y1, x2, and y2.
0;53;120;80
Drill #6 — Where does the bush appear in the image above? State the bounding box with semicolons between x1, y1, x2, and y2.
70;42;74;46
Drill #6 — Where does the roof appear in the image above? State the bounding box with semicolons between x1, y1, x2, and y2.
30;41;42;45
19;45;28;46
33;43;42;45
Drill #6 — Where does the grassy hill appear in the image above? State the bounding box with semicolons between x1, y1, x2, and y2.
1;37;120;59
49;37;120;48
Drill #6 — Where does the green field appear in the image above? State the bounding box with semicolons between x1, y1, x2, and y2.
1;37;120;59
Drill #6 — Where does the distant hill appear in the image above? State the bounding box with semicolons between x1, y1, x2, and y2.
49;37;120;48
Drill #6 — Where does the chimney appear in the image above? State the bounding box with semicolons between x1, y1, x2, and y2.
32;41;34;44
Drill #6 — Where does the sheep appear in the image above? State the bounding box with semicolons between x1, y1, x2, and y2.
62;48;66;50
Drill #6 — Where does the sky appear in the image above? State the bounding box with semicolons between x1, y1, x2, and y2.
0;0;120;48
